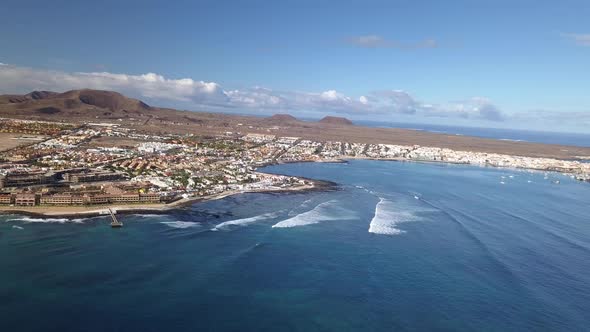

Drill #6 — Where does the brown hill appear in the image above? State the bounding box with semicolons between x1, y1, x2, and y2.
265;114;298;124
318;116;353;126
0;91;58;104
0;89;151;120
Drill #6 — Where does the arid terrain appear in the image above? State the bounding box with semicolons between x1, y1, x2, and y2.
0;133;46;152
2;89;589;160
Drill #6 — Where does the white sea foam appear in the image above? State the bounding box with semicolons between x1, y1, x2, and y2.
301;199;313;207
8;217;71;223
212;212;279;231
12;225;24;230
7;216;96;224
272;200;351;228
368;198;423;235
134;214;162;218
160;221;201;229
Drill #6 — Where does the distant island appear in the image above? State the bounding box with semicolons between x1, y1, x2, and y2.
0;89;589;217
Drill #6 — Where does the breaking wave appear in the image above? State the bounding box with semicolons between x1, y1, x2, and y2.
7;216;87;224
12;225;24;230
272;200;352;228
133;214;163;218
160;221;201;229
288;199;313;216
212;212;279;231
7;215;105;224
368;198;423;235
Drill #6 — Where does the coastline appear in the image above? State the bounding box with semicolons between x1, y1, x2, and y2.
1;153;586;220
0;177;336;219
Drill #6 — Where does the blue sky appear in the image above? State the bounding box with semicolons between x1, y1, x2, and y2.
1;0;589;132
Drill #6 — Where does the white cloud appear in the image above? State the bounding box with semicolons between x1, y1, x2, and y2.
433;97;505;121
226;87;286;108
346;35;439;49
320;90;341;101
562;33;590;46
347;35;387;48
0;64;227;104
373;90;420;114
75;71;227;103
0;64;506;122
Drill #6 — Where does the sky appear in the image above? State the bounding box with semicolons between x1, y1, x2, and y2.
0;0;589;132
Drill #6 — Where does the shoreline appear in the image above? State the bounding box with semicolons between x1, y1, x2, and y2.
0;154;586;220
0;177;336;219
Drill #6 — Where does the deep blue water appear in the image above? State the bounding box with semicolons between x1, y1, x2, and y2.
356;120;590;147
1;160;590;331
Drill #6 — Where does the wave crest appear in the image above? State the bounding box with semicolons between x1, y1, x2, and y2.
212;212;279;231
7;217;85;224
368;198;423;235
272;200;352;228
160;221;201;229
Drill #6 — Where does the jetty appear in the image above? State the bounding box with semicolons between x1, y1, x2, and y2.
108;208;123;228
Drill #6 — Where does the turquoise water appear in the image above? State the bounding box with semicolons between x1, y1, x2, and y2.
1;160;590;331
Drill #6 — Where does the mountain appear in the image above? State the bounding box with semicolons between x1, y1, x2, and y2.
318;116;353;126
265;114;298;124
0;91;59;104
0;89;151;120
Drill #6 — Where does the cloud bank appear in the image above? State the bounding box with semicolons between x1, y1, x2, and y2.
0;63;504;122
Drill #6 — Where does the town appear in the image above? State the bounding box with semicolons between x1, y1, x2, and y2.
1;117;589;210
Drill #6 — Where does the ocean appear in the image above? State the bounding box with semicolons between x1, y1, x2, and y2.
1;160;590;331
356;120;590;148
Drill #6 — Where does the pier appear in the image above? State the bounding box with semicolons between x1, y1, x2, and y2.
108;208;123;228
